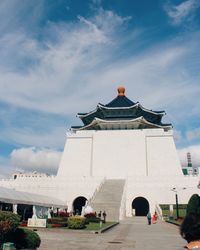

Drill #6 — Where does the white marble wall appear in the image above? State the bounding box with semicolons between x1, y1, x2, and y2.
57;128;183;179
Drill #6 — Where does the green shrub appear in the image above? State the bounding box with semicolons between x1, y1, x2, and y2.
68;216;86;229
0;211;20;245
187;194;200;215
9;228;41;249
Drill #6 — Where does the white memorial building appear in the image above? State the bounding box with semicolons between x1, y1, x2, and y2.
0;86;199;220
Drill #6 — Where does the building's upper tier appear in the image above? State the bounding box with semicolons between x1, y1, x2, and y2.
72;86;172;131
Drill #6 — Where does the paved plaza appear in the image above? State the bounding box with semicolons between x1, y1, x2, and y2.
37;217;186;250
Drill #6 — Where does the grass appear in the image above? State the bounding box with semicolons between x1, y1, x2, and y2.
160;204;187;219
160;204;186;226
166;218;182;226
162;208;187;218
46;221;117;231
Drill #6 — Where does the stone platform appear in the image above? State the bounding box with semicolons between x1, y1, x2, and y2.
37;217;186;250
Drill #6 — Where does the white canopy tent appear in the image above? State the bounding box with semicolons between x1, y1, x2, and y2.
0;186;66;208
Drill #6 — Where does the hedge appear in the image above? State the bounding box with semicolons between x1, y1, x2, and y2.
67;216;86;229
47;217;68;227
9;228;41;250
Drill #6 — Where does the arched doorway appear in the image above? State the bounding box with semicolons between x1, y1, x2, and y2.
73;196;87;215
17;204;33;221
132;197;149;216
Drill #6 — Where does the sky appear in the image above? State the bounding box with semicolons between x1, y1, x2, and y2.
0;0;200;177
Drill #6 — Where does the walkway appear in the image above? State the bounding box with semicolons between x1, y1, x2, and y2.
37;217;186;250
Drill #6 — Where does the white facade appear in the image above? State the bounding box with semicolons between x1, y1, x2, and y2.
56;127;200;217
58;128;182;178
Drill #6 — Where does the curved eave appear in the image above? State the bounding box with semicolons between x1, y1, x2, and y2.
99;103;165;115
138;104;166;116
78;102;165;119
77;106;99;118
72;117;172;131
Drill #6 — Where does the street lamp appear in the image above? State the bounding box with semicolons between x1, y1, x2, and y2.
171;187;186;219
171;188;179;219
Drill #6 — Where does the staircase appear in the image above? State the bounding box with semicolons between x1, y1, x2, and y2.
90;179;125;222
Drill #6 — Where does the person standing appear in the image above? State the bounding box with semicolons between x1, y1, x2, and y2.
103;211;107;223
152;211;158;224
147;211;151;225
98;211;102;219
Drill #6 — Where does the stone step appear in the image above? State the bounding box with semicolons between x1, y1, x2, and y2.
90;179;125;222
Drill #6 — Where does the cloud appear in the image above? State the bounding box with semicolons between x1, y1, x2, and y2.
0;9;128;115
0;5;199;120
178;144;200;167
1;24;200;117
10;147;62;174
164;0;200;26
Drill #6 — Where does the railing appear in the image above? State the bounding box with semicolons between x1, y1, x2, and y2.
119;180;126;220
88;177;106;205
155;203;163;220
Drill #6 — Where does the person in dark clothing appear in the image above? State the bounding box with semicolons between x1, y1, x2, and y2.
147;212;151;225
103;211;107;223
180;213;200;249
98;211;102;219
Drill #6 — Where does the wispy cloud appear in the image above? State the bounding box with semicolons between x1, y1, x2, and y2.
1;18;200;117
164;0;200;26
0;9;127;115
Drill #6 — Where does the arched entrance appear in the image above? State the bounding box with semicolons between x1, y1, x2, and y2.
17;204;33;221
73;196;87;215
132;197;149;216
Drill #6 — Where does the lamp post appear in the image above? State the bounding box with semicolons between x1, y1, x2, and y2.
171;188;179;219
175;191;179;219
171;187;186;219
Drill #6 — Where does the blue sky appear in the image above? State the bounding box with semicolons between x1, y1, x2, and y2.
0;0;200;177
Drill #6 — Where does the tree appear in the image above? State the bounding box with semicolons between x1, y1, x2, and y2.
187;194;200;215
